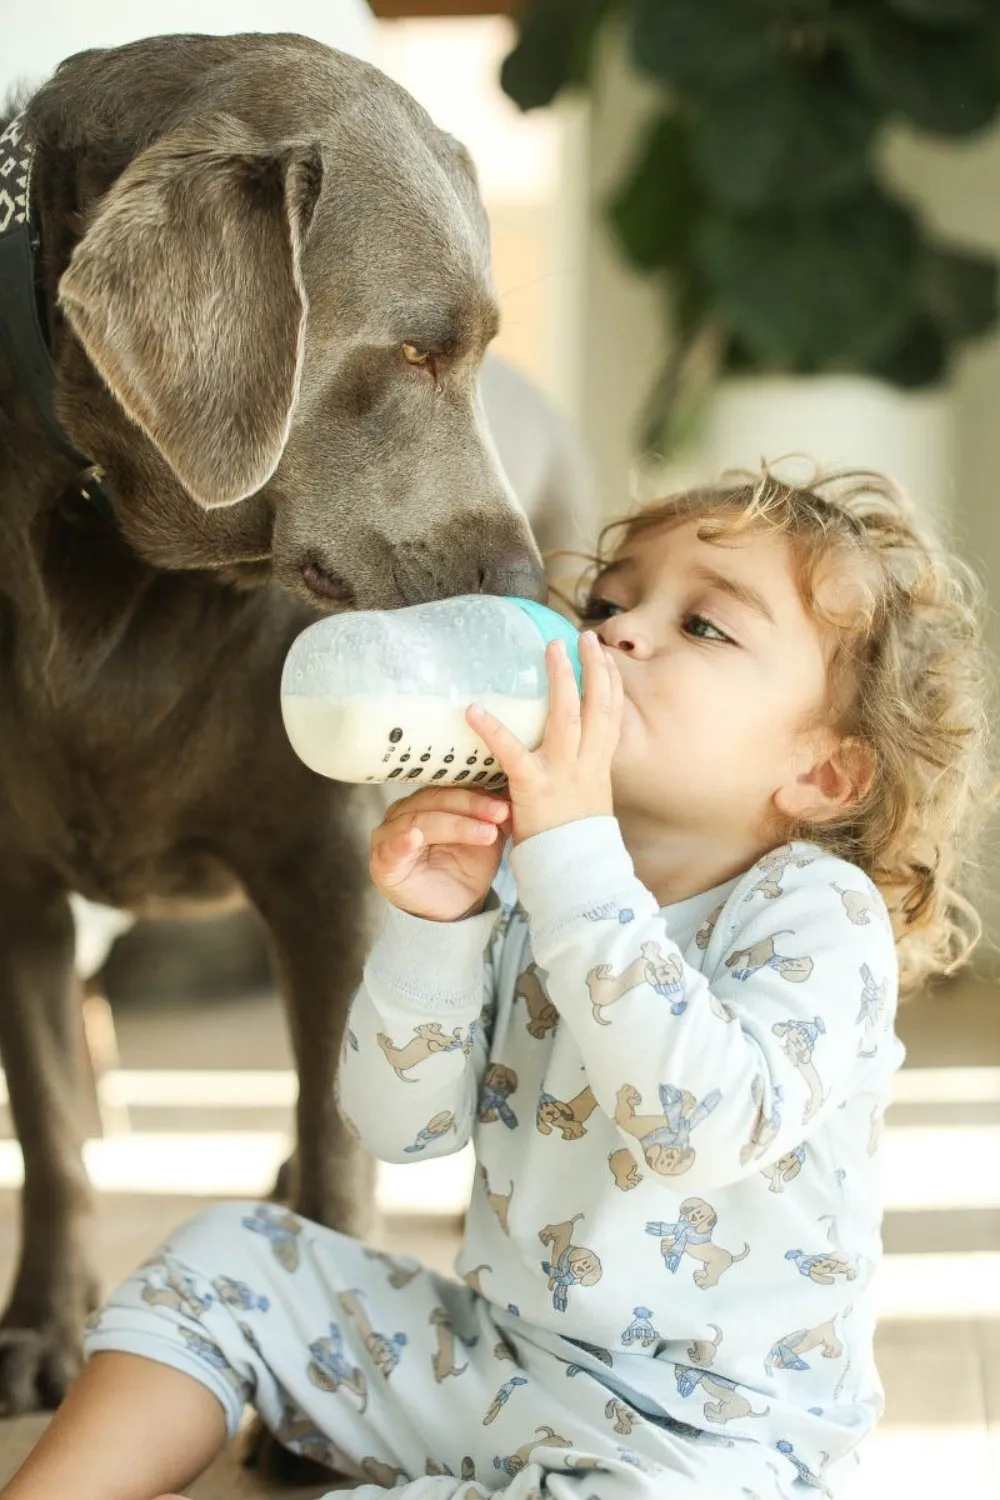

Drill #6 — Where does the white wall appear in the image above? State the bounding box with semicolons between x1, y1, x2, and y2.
0;0;375;98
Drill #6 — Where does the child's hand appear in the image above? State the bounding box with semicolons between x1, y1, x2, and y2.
370;786;511;922
466;630;623;846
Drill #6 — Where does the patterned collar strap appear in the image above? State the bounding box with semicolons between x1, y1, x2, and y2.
0;113;112;512
0;116;32;233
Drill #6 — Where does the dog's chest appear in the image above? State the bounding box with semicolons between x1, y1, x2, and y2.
0;570;288;907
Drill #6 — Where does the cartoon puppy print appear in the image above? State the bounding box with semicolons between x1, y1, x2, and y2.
212;1275;270;1314
140;1267;213;1319
462;1264;493;1298
855;963;886;1055
275;1402;352;1471
339;1289;407;1378
536;1083;598;1140
608;1146;643;1192
615;1081;721;1177
404;1110;456;1154
646;1199;750;1289
775;1440;829;1491
483;1374;528;1425
377;1022;471;1082
514;962;560;1040
745;849;815;902
586;940;687;1023
479;1165;515;1233
621;1306;660;1349
359;1458;408;1487
771;1016;827;1122
493;1427;571;1477
306;1321;368;1409
178;1328;247;1394
761;1144;805;1193
740;1077;783;1165
832;881;878;926
784;1249;857;1285
240;1205;304;1273
764;1318;843;1377
478;1065;519;1129
696;904;724;949
538;1214;603;1312
363;1247;420;1289
430;1306;470;1384
726;931;814;984
687;1324;723;1367
605;1397;637;1435
674;1366;770;1424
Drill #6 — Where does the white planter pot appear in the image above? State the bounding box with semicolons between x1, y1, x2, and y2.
646;375;953;524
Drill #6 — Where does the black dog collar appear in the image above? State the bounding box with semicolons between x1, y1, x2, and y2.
0;114;112;514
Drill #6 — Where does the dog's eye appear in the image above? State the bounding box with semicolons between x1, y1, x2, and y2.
401;343;433;371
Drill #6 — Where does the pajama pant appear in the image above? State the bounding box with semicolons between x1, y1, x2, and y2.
84;1201;790;1500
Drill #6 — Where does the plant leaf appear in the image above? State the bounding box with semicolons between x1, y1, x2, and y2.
607;113;703;270
689;57;878;210
884;0;986;24
866;316;948;387
630;0;777;90
500;0;617;111
838;9;1000;136
694;185;920;368
919;242;999;342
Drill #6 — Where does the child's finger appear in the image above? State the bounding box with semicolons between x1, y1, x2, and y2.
578;630;615;758
465;702;533;780
602;644;625;751
373;812;500;868
540;638;582;761
380;787;509;827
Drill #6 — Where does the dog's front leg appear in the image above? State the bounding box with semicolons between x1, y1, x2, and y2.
0;888;99;1412
234;807;378;1238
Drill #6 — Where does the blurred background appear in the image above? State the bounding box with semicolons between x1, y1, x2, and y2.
2;2;1000;1496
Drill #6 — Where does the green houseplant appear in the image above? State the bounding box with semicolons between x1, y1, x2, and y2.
500;0;1000;452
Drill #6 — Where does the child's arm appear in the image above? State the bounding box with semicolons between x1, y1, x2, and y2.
334;891;505;1163
511;817;899;1193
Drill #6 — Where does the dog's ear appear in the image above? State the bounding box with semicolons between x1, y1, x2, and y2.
59;117;323;508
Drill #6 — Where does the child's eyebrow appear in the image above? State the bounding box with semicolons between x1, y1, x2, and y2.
695;566;776;627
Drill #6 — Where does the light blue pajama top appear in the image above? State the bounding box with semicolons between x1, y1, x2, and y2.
337;818;904;1496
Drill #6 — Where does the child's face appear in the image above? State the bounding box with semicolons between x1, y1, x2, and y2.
587;518;837;852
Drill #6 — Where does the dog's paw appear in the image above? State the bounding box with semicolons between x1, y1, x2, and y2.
0;1320;84;1414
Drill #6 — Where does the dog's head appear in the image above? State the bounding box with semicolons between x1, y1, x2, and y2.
44;35;545;608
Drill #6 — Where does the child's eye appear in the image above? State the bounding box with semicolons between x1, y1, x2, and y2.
580;596;622;622
683;612;734;644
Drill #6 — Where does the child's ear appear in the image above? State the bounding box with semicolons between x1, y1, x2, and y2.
775;736;875;825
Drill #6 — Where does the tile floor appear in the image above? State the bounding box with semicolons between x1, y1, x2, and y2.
0;968;997;1498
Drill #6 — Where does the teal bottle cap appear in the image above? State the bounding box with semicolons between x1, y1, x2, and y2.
506;597;583;690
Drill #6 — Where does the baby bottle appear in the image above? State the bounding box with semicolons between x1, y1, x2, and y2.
280;595;582;788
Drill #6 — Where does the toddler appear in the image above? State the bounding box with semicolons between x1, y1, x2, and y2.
2;470;989;1500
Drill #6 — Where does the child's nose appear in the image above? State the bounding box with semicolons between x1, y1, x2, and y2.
599;616;648;657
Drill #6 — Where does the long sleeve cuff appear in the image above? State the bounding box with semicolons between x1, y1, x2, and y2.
509;816;648;934
363;891;502;1010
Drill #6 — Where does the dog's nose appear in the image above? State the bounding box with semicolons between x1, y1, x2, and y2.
477;552;548;603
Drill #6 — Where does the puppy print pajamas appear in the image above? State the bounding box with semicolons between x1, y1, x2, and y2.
86;820;903;1499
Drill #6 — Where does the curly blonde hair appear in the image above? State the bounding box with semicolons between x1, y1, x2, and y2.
551;467;993;994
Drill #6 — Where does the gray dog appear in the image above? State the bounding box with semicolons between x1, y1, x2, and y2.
0;31;548;1416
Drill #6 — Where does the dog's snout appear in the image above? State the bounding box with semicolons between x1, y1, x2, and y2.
478;552;548;604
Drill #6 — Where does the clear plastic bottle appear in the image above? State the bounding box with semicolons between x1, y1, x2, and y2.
280;595;582;787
